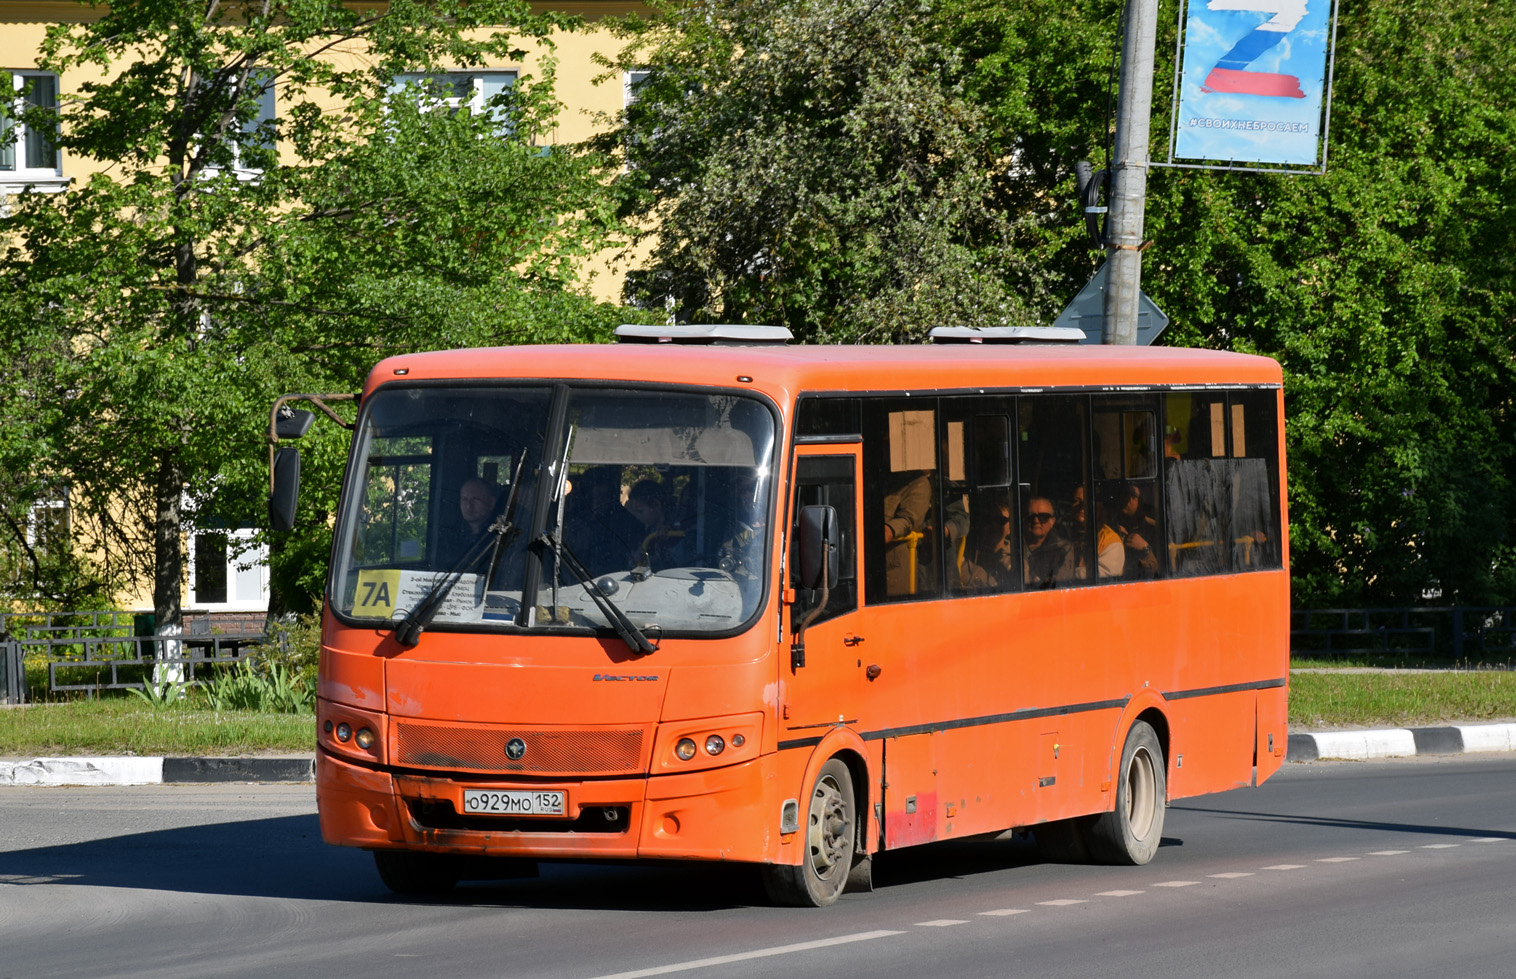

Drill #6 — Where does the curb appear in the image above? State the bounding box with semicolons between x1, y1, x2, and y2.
1287;722;1516;762
0;755;314;786
6;722;1516;784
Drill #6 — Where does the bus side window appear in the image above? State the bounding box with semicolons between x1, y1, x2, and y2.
1164;391;1234;577
1017;395;1089;589
790;456;858;624
1228;390;1282;570
862;400;940;603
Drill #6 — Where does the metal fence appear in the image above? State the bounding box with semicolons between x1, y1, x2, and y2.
1290;606;1516;660
0;610;267;704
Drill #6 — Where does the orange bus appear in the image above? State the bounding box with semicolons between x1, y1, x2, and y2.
270;325;1288;906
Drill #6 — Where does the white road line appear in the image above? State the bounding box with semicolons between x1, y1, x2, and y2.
583;930;907;979
1037;899;1088;906
1209;873;1253;879
1263;864;1306;870
915;920;968;927
1420;844;1460;849
1369;850;1409;856
1316;857;1359;863
978;909;1029;917
1467;838;1506;843
1152;880;1199;887
1096;890;1145;897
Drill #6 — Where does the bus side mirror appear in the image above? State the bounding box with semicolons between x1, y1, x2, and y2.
797;505;839;590
275;408;316;440
269;447;301;532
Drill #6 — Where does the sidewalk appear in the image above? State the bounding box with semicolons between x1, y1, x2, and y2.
5;721;1516;785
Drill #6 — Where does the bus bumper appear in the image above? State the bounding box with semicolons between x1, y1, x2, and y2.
317;748;779;863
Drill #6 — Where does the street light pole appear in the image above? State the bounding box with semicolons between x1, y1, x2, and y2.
1102;0;1159;345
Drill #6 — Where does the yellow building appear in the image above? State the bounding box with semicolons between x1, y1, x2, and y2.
1;1;648;616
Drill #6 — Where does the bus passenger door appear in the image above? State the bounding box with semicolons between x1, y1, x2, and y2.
781;448;867;746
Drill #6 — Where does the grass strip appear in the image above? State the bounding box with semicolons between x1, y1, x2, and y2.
0;699;312;757
1289;669;1516;730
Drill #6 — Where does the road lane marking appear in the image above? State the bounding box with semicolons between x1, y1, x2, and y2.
1209;873;1253;879
1316;857;1359;863
1152;880;1198;887
1263;864;1306;870
1037;899;1088;906
915;920;968;927
1420;844;1460;849
1096;890;1145;897
583;930;907;979
1467;838;1506;843
978;909;1029;917
1369;850;1409;855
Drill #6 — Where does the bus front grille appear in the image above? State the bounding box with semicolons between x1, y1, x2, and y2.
394;721;648;776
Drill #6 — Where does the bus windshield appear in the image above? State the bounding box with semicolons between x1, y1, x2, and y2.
330;384;777;638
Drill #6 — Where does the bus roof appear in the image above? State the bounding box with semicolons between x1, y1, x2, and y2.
366;343;1282;401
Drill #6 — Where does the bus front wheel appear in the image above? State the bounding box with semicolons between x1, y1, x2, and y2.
372;849;461;895
761;758;857;907
1087;720;1166;865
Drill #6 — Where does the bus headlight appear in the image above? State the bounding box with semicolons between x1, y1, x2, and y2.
355;727;376;750
704;735;725;756
675;738;698;761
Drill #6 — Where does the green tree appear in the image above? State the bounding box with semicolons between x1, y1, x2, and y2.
596;0;1052;341
0;1;627;624
939;0;1516;607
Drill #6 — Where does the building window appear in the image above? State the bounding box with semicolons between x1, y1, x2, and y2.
200;70;276;179
27;489;69;556
188;528;269;609
1;71;64;192
624;69;650;109
389;71;517;133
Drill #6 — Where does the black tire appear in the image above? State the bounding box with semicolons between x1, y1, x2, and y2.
760;758;857;907
1035;815;1095;863
372;849;462;895
1086;720;1166;865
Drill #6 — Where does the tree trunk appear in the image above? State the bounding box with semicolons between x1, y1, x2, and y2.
153;452;185;684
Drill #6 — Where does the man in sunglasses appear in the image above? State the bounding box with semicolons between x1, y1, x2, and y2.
1023;495;1075;589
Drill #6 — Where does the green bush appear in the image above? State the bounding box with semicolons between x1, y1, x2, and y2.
206;660;314;714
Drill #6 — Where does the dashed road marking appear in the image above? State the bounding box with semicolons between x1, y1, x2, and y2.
1096;890;1145;897
584;930;907;979
978;909;1029;917
1468;838;1506;843
915;920;968;927
1037;899;1088;906
1263;864;1306;870
1152;880;1199;887
1420;844;1460;849
1316;857;1359;863
1369;850;1409;855
1209;872;1254;879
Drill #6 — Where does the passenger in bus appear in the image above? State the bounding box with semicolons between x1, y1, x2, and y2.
1068;485;1124;579
626;478;690;571
564;466;643;575
1023;496;1076;589
882;471;933;596
1113;483;1159;578
960;500;1016;591
716;471;766;582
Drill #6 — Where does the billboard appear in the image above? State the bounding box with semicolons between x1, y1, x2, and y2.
1171;0;1336;168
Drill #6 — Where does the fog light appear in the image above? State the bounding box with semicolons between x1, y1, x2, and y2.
324;720;333;734
704;735;725;756
355;727;376;749
731;734;745;748
336;722;352;743
675;738;697;761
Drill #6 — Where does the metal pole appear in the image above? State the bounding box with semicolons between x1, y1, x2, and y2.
1102;0;1159;345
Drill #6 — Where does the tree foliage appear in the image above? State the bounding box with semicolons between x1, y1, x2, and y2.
0;0;628;619
596;0;1053;341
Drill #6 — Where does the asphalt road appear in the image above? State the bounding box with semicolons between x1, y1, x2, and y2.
2;756;1513;979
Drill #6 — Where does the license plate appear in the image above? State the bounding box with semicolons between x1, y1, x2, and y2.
461;789;566;817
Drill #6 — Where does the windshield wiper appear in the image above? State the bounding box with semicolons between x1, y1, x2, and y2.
536;530;659;656
395;454;528;648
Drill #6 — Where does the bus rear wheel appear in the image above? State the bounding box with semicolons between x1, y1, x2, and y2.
761;758;857;907
1087;720;1165;865
372;849;462;895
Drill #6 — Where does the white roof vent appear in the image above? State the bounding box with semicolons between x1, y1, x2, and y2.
928;326;1086;345
615;324;793;345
